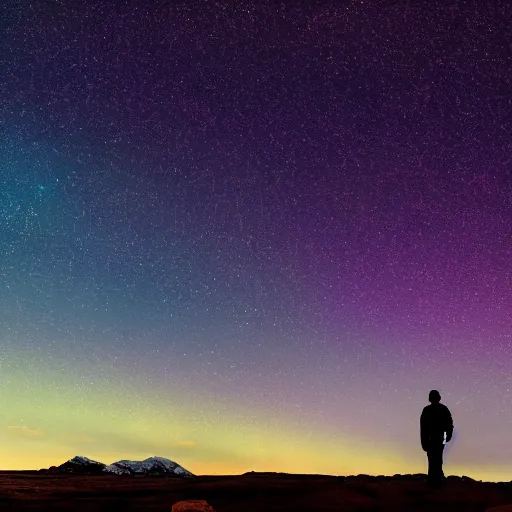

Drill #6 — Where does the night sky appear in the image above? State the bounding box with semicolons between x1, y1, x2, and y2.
1;1;511;480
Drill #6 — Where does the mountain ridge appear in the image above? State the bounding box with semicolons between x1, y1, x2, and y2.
44;455;193;477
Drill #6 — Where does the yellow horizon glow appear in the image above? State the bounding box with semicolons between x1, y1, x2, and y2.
1;346;510;482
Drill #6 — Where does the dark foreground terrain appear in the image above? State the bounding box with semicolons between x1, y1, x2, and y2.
1;472;511;512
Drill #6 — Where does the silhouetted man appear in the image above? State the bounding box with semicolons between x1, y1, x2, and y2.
420;390;453;486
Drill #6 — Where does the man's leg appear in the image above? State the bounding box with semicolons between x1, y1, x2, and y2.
427;449;435;484
437;443;445;481
427;443;445;486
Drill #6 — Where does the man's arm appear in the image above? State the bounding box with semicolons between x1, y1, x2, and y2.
420;409;429;451
445;406;454;442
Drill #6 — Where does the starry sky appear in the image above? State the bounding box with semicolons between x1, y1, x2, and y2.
1;1;511;480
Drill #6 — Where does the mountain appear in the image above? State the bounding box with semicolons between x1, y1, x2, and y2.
103;456;193;476
45;456;193;477
47;455;106;474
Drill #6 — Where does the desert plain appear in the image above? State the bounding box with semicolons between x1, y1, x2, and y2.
1;472;512;511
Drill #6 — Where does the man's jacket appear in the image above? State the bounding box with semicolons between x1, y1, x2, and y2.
420;403;454;451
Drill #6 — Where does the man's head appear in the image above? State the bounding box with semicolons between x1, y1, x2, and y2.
429;389;441;403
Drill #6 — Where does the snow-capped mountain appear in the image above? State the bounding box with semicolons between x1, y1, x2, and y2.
46;455;193;476
70;456;102;466
103;456;193;476
48;455;106;474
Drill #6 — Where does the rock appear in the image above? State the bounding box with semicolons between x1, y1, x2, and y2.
172;500;214;512
485;506;512;512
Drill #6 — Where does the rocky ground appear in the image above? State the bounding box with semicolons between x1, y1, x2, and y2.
0;471;511;511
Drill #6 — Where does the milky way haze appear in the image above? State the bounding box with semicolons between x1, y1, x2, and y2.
1;1;511;479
